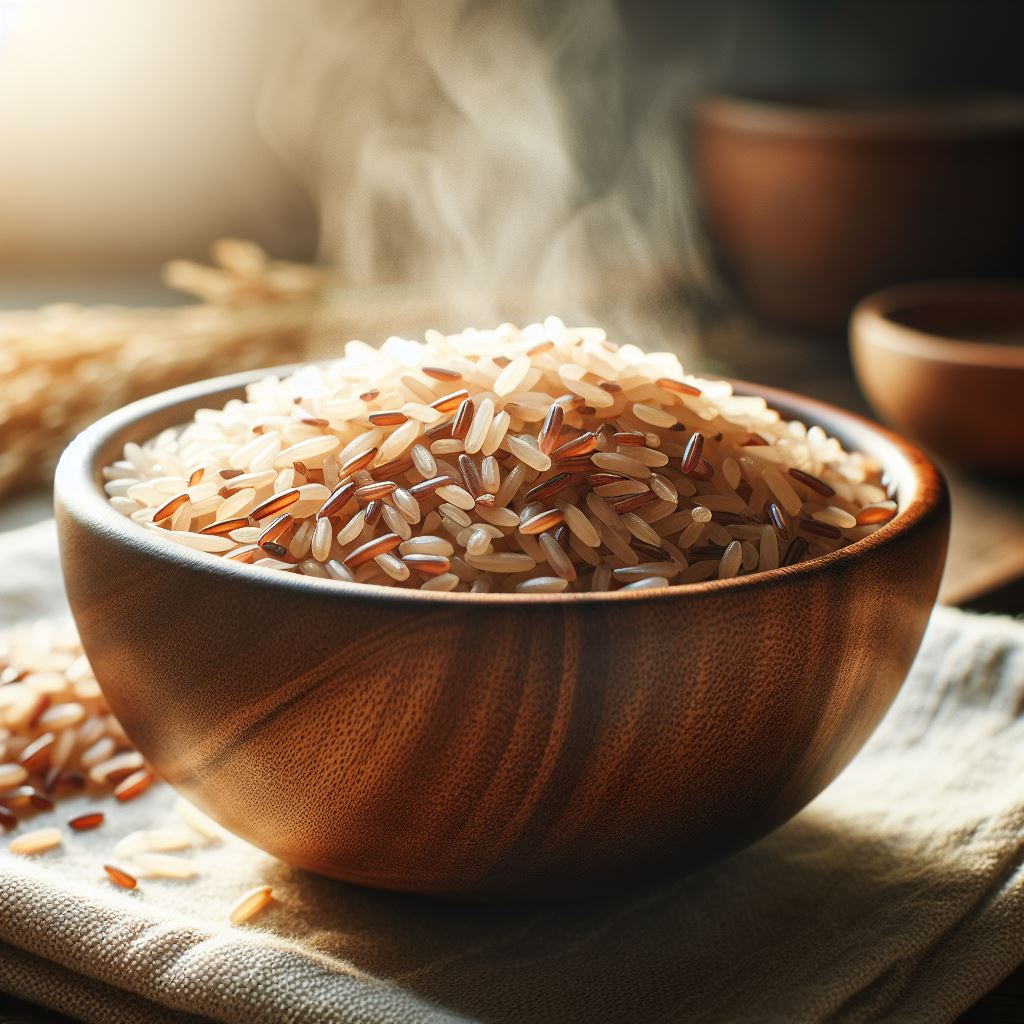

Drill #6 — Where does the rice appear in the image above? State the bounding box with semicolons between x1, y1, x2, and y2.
133;852;198;879
106;319;893;593
0;619;167;876
229;884;274;925
9;827;62;855
103;864;138;890
69;812;105;831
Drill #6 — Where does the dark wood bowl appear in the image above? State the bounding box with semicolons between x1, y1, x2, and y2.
694;94;1024;331
851;280;1024;477
54;368;949;899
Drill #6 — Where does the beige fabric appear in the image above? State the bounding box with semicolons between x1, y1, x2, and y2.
0;520;1022;1024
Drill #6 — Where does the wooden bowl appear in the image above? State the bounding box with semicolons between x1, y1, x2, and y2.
694;94;1024;330
851;280;1024;477
54;369;948;899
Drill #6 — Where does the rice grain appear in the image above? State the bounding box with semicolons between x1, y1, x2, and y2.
229;885;274;925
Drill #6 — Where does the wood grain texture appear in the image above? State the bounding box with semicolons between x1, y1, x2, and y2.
851;281;1024;478
53;369;949;898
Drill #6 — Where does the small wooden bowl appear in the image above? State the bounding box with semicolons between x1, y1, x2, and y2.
54;369;948;899
851;280;1024;477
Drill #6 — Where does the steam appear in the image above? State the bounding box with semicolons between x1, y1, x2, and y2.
261;0;708;352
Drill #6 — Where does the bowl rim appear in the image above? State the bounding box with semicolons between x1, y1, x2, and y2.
55;365;947;607
850;280;1024;369
694;93;1024;139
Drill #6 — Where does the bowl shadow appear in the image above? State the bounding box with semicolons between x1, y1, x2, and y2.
255;809;1001;1023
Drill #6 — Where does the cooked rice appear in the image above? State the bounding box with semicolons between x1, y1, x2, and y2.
106;318;894;593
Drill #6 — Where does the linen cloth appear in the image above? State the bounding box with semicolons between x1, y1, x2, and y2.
0;520;1022;1024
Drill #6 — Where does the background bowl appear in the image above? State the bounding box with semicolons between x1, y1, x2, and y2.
54;369;948;899
851;280;1024;477
694;94;1024;331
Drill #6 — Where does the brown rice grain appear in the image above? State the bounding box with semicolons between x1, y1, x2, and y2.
799;518;842;540
113;769;155;802
537;404;565;455
431;389;470;413
782;537;809;567
18;733;55;774
153;492;190;523
856;501;897;525
789;467;835;498
422;366;462;382
354;481;397;502
457;454;483;497
403;554;452;577
552;432;598;460
520;508;564;535
610;491;659;515
250;488;300;522
338;447;379;481
368;410;409;427
451;399;475;441
681;433;704;474
657;377;702;397
69;811;105;831
613;430;645;446
344;533;402;568
103;864;138;890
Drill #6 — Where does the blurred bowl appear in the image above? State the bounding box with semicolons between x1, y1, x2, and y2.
694;94;1024;330
55;368;948;899
851;280;1024;477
